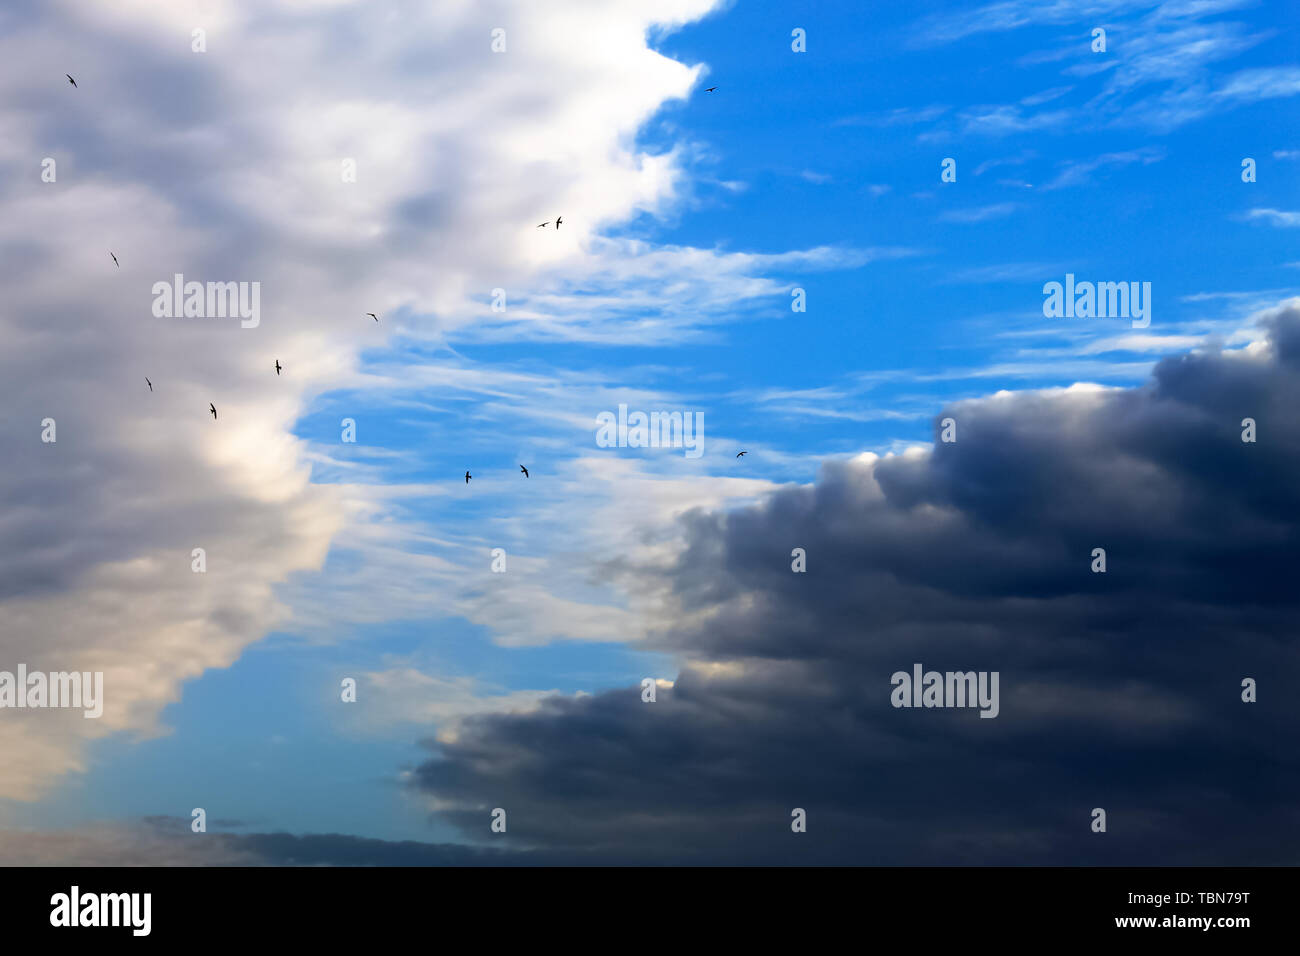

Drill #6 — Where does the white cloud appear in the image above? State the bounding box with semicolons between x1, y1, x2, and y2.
0;0;732;800
938;202;1021;223
1247;208;1300;228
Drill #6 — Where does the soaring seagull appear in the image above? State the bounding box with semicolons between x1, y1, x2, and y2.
704;86;718;93
110;252;119;267
274;360;281;375
537;221;550;228
736;450;747;457
366;312;379;322
66;74;77;88
520;464;529;478
465;471;472;484
145;377;152;392
209;403;217;420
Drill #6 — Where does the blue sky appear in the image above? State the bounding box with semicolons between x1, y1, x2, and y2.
2;0;1298;862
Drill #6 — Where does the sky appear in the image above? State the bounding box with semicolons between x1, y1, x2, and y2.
0;0;1298;864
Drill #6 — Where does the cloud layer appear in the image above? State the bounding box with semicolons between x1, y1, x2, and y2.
405;302;1300;864
0;0;729;799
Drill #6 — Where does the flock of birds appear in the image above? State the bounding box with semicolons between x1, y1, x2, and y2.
64;73;743;481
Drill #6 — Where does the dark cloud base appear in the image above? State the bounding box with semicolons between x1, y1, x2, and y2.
402;305;1300;865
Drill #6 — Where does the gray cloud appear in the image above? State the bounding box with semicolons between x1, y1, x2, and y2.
404;302;1300;864
0;0;739;800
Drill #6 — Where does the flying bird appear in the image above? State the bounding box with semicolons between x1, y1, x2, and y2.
209;403;217;420
736;450;747;457
110;252;119;267
145;377;152;392
274;360;281;375
705;86;718;93
465;471;472;484
66;74;77;88
366;312;379;322
520;464;529;478
536;221;550;228
555;216;562;229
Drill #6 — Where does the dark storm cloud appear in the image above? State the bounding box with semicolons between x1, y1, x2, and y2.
404;303;1300;864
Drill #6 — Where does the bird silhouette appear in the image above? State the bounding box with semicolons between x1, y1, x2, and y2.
520;464;529;478
366;312;379;322
705;86;718;93
209;403;217;420
274;360;281;375
66;74;77;88
465;471;472;484
555;216;562;229
145;377;152;392
736;450;747;457
537;221;550;228
110;252;119;267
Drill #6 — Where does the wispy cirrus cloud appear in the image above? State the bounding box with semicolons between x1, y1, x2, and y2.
938;202;1022;223
832;104;949;127
910;0;1149;47
1246;208;1300;228
1042;146;1164;188
905;0;1295;138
